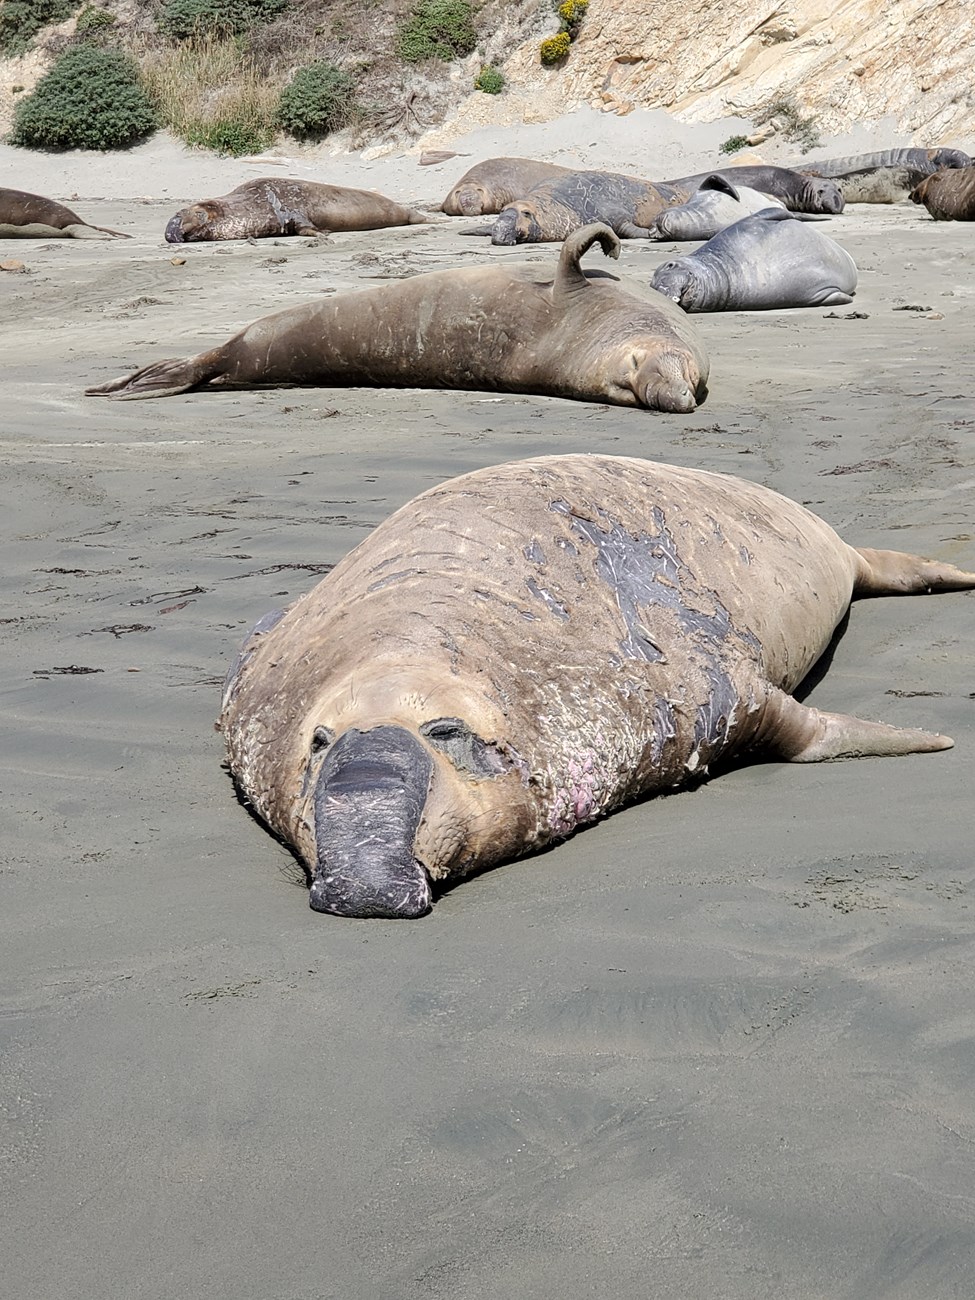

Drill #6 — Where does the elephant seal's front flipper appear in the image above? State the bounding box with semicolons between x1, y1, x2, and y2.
309;725;434;919
756;686;953;761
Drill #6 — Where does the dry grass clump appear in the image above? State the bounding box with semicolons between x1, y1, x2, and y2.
140;32;279;154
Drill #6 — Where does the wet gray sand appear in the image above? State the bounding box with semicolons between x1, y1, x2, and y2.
3;200;975;1299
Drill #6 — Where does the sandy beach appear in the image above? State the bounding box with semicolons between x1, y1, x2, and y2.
3;114;975;1299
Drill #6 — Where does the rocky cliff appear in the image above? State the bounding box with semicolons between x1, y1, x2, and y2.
438;0;973;146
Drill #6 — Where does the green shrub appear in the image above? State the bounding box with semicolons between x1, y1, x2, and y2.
157;0;286;41
474;65;505;94
396;0;477;63
76;5;116;32
184;117;273;155
539;31;570;64
9;44;156;150
0;0;74;57
277;61;357;140
719;133;749;156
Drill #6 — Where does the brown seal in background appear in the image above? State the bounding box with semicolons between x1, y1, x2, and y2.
164;177;427;242
0;187;129;239
440;157;574;215
910;167;975;220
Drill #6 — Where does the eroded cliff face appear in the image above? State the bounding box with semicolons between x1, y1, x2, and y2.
481;0;973;143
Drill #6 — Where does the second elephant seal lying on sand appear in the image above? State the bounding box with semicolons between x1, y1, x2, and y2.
87;224;710;413
441;157;573;215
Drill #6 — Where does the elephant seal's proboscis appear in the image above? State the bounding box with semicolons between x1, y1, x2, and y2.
164;177;427;242
86;225;709;414
0;187;129;239
218;453;975;919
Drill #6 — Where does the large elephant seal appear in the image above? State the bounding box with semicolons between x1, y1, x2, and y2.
794;148;972;204
481;170;688;243
646;175;786;241
164;178;426;242
86;225;709;413
911;167;975;220
796;147;971;178
665;165;845;214
0;187;129;239
217;452;975;918
441;157;573;216
650;209;857;312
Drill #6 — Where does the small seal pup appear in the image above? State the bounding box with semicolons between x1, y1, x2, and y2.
218;453;975;919
911;167;975;221
441;157;573;215
650;209;857;312
164;178;426;242
0;187;129;239
86;225;709;413
646;175;786;241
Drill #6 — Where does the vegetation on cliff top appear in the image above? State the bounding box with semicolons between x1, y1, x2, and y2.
3;0;544;154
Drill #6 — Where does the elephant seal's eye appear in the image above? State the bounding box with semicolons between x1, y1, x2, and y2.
420;718;509;777
310;726;334;753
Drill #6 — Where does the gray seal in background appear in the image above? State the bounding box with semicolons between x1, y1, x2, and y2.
646;175;787;241
665;165;845;214
650;209;857;312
